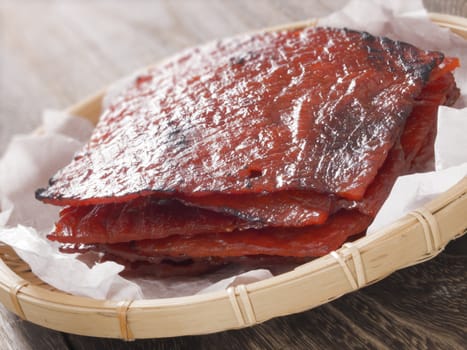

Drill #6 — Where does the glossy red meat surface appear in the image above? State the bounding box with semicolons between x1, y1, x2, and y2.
36;27;444;206
48;197;257;244
96;210;372;258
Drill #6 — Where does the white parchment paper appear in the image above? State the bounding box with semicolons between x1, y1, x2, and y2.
0;0;466;300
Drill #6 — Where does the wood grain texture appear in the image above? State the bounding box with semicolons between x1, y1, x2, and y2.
0;0;466;349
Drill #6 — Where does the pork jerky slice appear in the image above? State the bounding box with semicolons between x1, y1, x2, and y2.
48;190;332;245
37;27;443;206
55;210;370;261
48;197;258;244
94;210;372;259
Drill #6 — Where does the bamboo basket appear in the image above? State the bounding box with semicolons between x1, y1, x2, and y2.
0;14;466;340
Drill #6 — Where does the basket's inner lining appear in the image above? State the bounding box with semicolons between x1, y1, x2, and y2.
0;244;62;293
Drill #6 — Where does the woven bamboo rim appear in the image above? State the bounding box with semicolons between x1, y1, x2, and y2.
0;15;466;340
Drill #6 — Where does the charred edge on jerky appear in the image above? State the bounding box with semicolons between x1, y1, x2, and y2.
35;187;68;201
346;27;444;82
378;37;443;83
190;204;266;227
34;188;47;200
37;187;180;206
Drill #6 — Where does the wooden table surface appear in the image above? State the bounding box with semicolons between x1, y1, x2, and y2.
0;0;466;349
